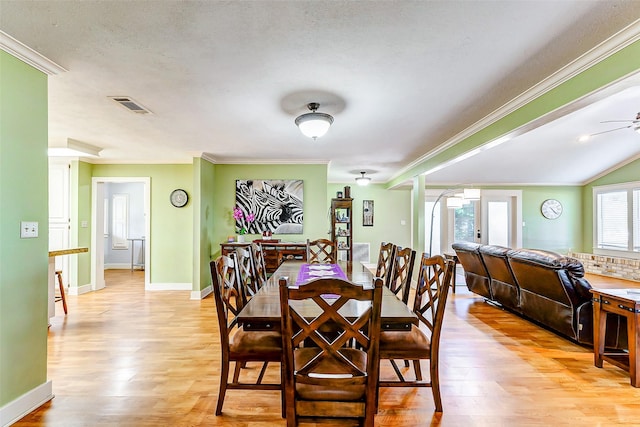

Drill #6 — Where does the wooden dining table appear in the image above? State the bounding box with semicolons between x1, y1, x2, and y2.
236;261;418;331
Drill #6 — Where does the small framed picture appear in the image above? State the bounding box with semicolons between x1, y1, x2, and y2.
363;200;374;226
337;191;343;198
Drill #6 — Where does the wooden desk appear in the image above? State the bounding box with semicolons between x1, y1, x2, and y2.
48;247;88;320
237;261;417;331
591;287;640;387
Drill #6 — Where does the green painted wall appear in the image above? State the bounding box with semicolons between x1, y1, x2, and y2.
328;184;412;263
0;52;49;406
521;186;582;253
90;164;193;284
211;164;328;257
582;158;640;253
193;158;217;291
68;160;93;288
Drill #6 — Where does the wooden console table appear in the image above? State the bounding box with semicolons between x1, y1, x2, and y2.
591;288;640;387
220;241;306;274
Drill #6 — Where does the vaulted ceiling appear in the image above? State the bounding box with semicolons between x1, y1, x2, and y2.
1;1;639;185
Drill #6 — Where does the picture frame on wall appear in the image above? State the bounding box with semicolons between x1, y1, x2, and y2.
363;200;374;226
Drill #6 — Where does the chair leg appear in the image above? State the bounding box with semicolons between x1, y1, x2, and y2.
232;361;242;383
430;360;442;412
55;270;68;315
216;357;230;415
413;360;422;381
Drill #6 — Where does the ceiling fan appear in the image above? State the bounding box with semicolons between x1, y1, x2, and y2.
590;111;640;137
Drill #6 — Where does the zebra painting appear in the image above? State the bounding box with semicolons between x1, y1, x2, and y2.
235;179;303;234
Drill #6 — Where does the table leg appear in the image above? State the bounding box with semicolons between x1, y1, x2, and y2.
629;311;639;387
593;297;605;368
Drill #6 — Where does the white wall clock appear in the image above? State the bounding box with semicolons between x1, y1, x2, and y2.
170;189;189;208
541;198;562;219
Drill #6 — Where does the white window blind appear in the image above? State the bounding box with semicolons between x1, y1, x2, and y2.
597;191;628;250
594;183;640;255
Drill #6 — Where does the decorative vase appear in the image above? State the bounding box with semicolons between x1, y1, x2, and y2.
237;235;245;243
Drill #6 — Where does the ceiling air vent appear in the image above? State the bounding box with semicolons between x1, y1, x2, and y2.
108;96;152;114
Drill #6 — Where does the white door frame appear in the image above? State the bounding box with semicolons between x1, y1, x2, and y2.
91;177;151;290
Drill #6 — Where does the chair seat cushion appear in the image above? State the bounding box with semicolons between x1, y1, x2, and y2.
294;347;367;401
380;324;430;359
229;329;281;360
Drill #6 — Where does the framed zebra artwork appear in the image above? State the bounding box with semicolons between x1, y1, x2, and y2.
235;179;304;234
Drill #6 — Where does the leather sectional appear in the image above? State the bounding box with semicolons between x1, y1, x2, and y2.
452;241;626;349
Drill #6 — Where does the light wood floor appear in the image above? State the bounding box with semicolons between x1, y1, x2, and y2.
15;269;640;426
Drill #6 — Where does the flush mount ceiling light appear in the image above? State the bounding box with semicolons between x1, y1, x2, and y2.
48;138;102;157
355;171;371;186
295;102;334;140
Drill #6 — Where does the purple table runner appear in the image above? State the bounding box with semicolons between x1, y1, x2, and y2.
295;263;347;286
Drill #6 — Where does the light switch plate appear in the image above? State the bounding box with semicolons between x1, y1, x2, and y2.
20;221;39;238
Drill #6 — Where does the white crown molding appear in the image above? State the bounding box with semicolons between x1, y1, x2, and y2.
390;19;640;183
217;158;330;165
200;153;217;164
0;31;67;75
584;152;640;185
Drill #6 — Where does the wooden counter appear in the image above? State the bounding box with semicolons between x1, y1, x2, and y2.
48;247;88;320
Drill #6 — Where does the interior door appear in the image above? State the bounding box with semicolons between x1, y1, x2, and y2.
478;190;522;248
49;160;70;277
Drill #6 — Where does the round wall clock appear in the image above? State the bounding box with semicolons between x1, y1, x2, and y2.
170;189;189;208
541;198;562;219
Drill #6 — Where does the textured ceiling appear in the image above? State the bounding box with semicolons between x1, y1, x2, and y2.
1;1;639;184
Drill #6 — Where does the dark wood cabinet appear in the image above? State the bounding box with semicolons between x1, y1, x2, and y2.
220;241;306;274
330;198;353;261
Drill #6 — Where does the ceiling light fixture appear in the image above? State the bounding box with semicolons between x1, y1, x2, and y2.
295;102;334;140
355;171;371;186
48;138;102;158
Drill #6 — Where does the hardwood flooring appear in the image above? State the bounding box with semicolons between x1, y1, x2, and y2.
15;269;640;426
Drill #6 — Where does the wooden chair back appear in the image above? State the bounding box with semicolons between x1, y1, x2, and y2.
210;254;243;346
389;246;417;304
413;254;454;351
236;246;258;304
279;276;383;426
250;242;268;289
376;242;397;286
306;238;337;264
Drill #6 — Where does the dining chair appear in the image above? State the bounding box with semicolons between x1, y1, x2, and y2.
306;238;337;264
210;255;282;416
235;246;259;305
388;246;417;305
378;253;454;413
250;242;268;289
279;275;383;427
375;242;397;286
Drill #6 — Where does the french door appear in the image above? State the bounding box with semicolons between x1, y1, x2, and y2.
426;189;522;255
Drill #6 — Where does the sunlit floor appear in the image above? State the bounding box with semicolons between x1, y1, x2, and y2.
14;268;640;426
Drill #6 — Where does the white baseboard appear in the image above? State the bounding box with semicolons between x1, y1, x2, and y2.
104;263;132;270
145;282;192;291
0;380;53;427
67;283;92;295
191;285;212;300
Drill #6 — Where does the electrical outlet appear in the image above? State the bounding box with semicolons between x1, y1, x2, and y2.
20;221;38;238
81;220;88;228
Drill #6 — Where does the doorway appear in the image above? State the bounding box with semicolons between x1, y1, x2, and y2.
91;177;151;291
426;189;522;255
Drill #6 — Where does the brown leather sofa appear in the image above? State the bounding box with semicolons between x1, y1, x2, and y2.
452;242;626;348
